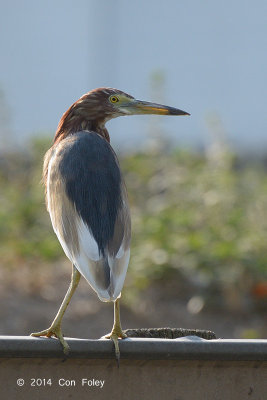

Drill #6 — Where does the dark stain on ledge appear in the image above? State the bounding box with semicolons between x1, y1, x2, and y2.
123;327;216;340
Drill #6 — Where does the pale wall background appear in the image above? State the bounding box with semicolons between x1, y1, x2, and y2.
0;0;266;152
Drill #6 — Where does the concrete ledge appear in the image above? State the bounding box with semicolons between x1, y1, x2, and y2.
0;336;267;361
1;336;267;399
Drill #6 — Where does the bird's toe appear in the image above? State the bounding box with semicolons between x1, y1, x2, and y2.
30;325;70;355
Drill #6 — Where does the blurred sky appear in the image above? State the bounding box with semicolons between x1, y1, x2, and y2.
0;0;266;152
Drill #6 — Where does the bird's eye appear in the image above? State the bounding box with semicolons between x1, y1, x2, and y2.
109;95;119;103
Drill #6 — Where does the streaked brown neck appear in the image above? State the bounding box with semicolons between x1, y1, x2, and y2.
53;104;110;144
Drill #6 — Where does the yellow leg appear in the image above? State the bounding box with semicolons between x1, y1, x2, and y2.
103;298;127;362
31;264;81;355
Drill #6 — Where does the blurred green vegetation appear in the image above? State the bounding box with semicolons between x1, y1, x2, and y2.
0;136;267;313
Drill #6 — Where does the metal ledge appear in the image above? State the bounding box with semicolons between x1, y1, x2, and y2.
0;336;267;361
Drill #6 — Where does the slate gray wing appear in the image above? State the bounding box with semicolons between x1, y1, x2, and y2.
45;131;131;301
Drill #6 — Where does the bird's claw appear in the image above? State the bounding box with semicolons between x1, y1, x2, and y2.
31;325;70;355
102;330;127;365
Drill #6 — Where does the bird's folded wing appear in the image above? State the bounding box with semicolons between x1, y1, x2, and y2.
45;133;131;301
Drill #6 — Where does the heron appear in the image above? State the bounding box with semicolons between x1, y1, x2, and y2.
31;87;189;360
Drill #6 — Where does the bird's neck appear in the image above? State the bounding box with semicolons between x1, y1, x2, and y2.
53;106;110;144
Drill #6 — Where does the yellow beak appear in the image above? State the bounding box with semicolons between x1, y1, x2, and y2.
128;99;190;116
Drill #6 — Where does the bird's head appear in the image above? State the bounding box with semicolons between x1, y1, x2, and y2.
74;87;190;122
55;87;190;143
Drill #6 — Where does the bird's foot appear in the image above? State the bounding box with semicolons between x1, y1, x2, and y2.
30;324;70;355
102;328;127;364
